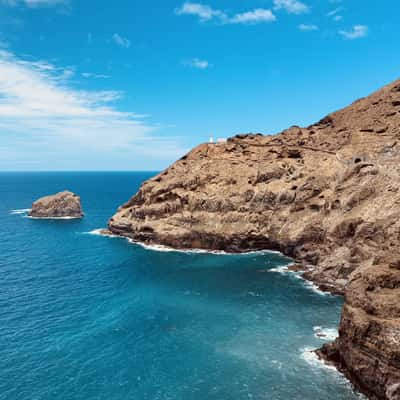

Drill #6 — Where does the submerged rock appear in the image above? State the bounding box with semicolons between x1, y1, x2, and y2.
108;79;400;399
29;191;83;218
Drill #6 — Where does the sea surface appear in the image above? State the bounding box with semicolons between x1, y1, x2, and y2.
0;172;363;400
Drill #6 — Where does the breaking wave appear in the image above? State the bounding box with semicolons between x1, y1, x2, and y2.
313;326;339;341
9;209;30;215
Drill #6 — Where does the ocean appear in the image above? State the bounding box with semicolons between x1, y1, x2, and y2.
0;172;363;400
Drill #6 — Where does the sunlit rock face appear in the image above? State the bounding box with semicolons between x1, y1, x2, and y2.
29;191;83;218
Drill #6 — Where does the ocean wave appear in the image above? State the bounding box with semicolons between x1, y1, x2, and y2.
300;347;338;371
86;229;104;235
131;240;231;254
131;240;284;256
300;347;367;398
9;208;30;215
313;326;339;341
82;228;117;237
84;229;281;256
27;215;81;220
268;265;329;296
268;265;291;274
295;275;328;296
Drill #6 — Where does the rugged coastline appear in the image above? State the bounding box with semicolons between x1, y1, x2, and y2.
108;80;400;399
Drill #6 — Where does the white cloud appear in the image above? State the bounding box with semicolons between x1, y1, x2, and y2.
112;33;130;48
327;7;343;21
273;0;309;14
339;25;368;40
183;58;210;69
175;3;276;25
2;0;67;6
230;9;276;24
327;7;342;17
175;2;226;21
298;23;318;31
25;0;66;5
0;50;186;168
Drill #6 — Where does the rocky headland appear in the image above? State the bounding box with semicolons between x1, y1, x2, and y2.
29;191;83;218
107;80;400;399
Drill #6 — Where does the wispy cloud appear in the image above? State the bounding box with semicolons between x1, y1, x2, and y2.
0;50;186;169
230;9;276;24
339;25;368;40
298;23;318;31
273;0;309;14
1;0;67;7
175;2;276;25
175;2;225;22
327;7;343;21
112;33;130;48
183;58;210;69
327;7;342;17
81;72;110;79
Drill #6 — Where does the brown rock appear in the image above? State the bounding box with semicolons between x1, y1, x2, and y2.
29;191;83;218
108;79;400;399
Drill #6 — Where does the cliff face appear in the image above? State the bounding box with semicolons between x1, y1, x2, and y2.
108;80;400;399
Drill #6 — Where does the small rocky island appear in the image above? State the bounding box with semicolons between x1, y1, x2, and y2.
29;191;83;218
108;79;400;399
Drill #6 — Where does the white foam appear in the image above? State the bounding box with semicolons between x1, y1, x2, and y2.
247;291;263;297
268;264;330;296
82;228;116;237
9;208;30;215
87;228;103;235
300;347;338;371
300;347;367;398
129;239;281;256
27;215;81;220
10;208;82;219
80;226;286;256
313;326;339;341
84;228;285;257
296;275;328;296
131;240;230;254
268;265;291;274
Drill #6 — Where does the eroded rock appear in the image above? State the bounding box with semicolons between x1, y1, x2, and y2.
108;79;400;399
29;191;83;218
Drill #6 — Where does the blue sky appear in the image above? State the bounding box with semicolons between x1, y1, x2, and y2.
0;0;398;170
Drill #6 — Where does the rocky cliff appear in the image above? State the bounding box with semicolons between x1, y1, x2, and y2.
29;191;83;218
108;80;400;399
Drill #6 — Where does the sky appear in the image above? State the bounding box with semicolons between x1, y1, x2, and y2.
0;0;398;171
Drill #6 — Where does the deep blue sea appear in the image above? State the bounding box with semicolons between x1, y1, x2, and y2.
0;172;363;400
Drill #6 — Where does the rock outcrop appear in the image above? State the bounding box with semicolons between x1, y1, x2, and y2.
29;191;83;218
108;79;400;399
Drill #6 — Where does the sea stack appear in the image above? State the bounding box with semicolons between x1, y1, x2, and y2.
29;191;83;218
108;79;400;399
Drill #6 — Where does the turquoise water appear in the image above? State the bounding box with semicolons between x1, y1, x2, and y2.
0;172;361;400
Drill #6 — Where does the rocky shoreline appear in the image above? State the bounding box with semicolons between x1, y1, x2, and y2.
108;80;400;399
